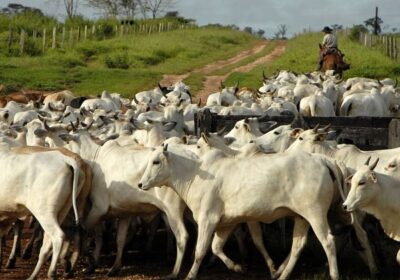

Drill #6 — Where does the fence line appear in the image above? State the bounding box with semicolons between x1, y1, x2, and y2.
337;29;399;62
7;22;196;55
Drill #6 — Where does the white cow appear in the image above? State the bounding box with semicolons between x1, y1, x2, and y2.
139;144;349;280
343;158;400;265
300;91;336;117
0;146;83;279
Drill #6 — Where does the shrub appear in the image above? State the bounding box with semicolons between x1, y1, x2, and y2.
104;52;130;69
77;44;110;61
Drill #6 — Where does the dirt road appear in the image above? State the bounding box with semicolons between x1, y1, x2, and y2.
161;41;286;105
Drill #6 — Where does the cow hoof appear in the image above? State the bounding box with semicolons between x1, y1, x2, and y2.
5;258;16;269
233;264;246;273
164;273;178;279
82;266;95;275
107;267;120;277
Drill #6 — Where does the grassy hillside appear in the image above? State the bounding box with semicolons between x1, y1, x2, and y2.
225;32;400;89
0;27;261;97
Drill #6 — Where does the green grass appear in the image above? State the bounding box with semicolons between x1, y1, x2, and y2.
183;72;206;96
0;27;260;97
224;32;400;89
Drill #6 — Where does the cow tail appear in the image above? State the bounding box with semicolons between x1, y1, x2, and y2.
63;156;81;227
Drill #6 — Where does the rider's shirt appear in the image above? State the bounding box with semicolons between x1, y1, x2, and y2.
322;34;337;49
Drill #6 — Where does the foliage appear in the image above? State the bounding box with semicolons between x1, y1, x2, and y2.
274;24;287;40
365;16;383;35
104;52;130;69
349;24;369;41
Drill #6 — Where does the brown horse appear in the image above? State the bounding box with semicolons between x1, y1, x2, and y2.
319;44;350;78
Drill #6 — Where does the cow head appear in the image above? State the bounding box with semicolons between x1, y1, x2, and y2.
138;144;171;190
343;157;379;212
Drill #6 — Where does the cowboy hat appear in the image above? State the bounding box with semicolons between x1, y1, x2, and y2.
322;26;333;33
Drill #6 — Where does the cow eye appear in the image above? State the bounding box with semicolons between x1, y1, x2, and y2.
358;181;366;186
235;126;239;129
299;137;304;141
274;131;280;135
197;145;200;149
153;160;160;165
389;164;396;168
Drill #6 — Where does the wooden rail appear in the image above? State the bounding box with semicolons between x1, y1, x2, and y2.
195;109;400;150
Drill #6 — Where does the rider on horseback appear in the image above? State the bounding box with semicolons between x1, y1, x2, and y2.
318;26;349;73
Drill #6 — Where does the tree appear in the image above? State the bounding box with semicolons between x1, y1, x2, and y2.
243;26;253;34
349;24;368;41
85;0;120;17
364;16;383;35
119;0;139;18
63;0;79;20
331;24;343;31
256;29;265;38
138;0;175;19
274;24;287;39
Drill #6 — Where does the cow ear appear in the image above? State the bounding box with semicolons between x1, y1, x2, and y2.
162;143;169;157
369;172;378;183
314;132;327;142
243;123;251;132
290;128;303;138
201;133;210;145
345;174;353;184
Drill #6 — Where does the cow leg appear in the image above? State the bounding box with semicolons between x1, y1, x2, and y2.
0;235;5;269
92;224;103;269
162;209;188;279
67;227;84;277
247;222;276;276
275;217;309;280
145;214;161;253
22;221;42;260
6;219;24;269
27;233;53;280
108;217;130;276
308;216;339;280
211;225;245;273
185;218;217;280
352;215;378;276
233;225;247;265
161;214;175;263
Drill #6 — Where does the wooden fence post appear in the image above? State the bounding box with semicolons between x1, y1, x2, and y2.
7;28;13;50
19;29;25;55
120;25;124;36
77;26;81;42
92;25;96;35
32;30;37;40
42;28;47;53
52;26;57;49
61;27;65;49
84;25;88;40
69;28;73;48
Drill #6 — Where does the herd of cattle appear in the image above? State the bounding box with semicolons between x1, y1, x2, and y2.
0;70;400;280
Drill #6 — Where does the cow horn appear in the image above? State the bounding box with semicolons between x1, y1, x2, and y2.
244;118;249;124
234;81;239;90
377;79;384;87
158;82;163;90
132;94;139;104
312;124;320;132
335;78;344;84
364;156;371;166
48;102;57;111
369;158;379;171
322;124;331;131
70;121;77;132
217;126;226;136
163;143;168;152
220;81;225;89
263;70;267;81
43;120;51;131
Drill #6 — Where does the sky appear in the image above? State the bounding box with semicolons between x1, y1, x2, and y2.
3;0;400;37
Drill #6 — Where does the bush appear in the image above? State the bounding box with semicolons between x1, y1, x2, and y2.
349;24;369;41
104;52;130;69
77;44;110;61
23;38;42;56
